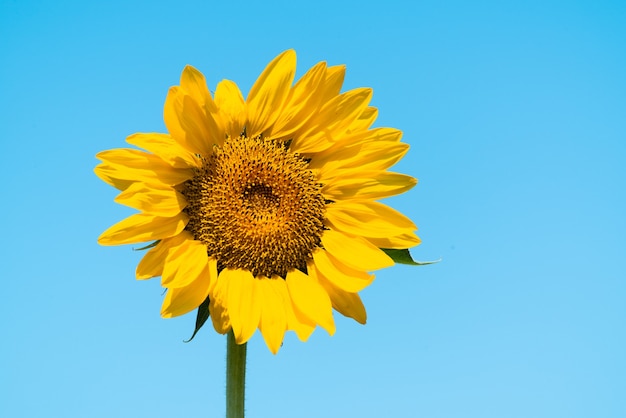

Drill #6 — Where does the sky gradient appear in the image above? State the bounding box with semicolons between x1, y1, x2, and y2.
2;0;625;417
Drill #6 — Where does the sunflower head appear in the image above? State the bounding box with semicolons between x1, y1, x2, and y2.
183;134;326;279
96;50;420;354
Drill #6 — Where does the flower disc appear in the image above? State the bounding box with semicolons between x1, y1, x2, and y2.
183;135;325;278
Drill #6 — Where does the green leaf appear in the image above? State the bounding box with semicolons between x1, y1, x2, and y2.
133;240;160;251
184;296;211;343
382;248;440;266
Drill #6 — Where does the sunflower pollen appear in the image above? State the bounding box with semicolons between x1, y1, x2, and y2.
183;135;326;278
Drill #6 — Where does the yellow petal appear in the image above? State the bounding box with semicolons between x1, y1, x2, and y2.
135;231;192;280
94;163;193;191
365;233;422;249
179;66;224;147
209;274;231;334
95;148;194;187
258;277;288;354
316;272;367;324
93;168;135;191
317;88;373;134
311;249;374;292
325;200;416;238
321;171;417;201
163;86;187;147
95;148;177;168
348;106;378;133
270;64;346;152
309;128;403;167
161;240;213;289
164;88;219;155
180;65;218;113
98;212;188;246
114;182;187;216
246;50;296;137
271;275;315;342
191;93;220;152
319;143;409;180
287;65;344;145
286;269;335;335
214;80;246;140
222;268;261;344
269;61;326;139
126;132;198;168
291;88;372;154
310;128;408;179
287;130;333;154
178;94;216;155
321;229;393;271
331;292;367;324
160;268;213;318
209;299;231;334
318;65;346;103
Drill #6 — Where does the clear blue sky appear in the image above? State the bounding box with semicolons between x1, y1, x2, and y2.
2;0;625;417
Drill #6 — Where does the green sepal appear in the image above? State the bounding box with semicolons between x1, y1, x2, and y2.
382;248;440;266
184;296;211;343
133;240;160;251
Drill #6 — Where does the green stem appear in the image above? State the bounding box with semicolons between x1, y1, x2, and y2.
226;331;247;418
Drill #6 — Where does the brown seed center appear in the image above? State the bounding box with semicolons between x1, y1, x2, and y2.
182;135;325;278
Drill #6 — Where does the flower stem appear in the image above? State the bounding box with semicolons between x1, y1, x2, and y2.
226;331;246;418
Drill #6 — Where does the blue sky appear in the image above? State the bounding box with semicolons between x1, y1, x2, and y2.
1;0;625;417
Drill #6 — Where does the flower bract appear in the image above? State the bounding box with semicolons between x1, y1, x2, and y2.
96;50;420;354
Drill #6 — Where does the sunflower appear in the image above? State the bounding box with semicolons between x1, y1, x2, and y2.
96;50;420;354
